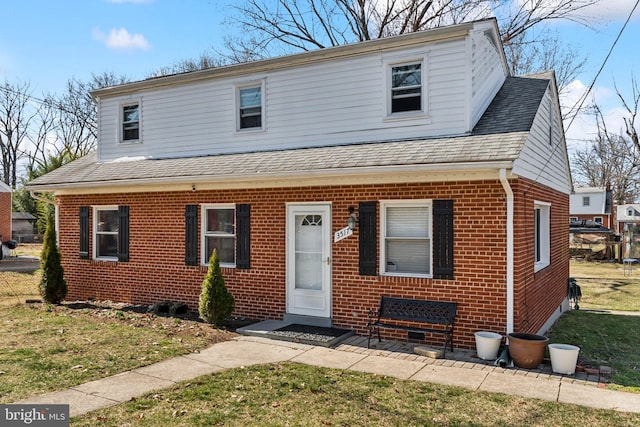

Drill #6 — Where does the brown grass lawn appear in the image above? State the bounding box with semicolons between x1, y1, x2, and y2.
570;259;640;311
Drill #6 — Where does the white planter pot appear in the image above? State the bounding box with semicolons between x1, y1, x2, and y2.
474;331;503;360
548;343;580;375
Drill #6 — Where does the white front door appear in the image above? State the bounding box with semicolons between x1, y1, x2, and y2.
286;203;331;318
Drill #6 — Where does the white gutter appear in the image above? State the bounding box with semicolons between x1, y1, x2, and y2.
499;169;514;334
29;191;56;206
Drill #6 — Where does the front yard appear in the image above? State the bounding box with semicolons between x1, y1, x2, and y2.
1;258;639;425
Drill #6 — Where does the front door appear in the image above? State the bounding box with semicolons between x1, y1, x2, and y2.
286;203;331;318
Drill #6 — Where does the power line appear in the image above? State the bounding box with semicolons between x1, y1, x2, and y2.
565;0;640;133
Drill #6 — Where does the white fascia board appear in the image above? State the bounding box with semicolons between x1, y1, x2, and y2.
47;161;514;195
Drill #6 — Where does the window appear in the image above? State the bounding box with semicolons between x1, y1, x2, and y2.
582;196;590;207
237;84;263;130
94;206;118;260
534;202;550;272
121;103;140;142
569;217;578;223
390;63;422;114
594;217;603;224
202;205;236;266
381;200;431;276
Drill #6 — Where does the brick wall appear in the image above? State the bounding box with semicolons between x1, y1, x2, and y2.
0;191;12;243
56;177;569;349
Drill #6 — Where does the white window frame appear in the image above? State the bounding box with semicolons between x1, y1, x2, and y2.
534;201;551;272
235;81;265;132
93;205;119;261
201;204;236;268
119;100;141;144
569;217;578;223
593;217;603;224
582;196;590;207
386;59;425;118
380;200;432;278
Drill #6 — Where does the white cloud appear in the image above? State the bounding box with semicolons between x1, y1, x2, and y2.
577;1;640;22
92;27;151;52
561;78;631;152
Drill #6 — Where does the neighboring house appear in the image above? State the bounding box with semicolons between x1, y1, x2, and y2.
26;18;571;349
12;212;37;242
569;187;614;229
0;181;11;243
616;204;640;258
616;204;640;234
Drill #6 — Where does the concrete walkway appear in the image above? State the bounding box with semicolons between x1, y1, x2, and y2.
15;335;640;418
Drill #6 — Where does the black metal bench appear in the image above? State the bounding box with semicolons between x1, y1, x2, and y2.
367;296;457;355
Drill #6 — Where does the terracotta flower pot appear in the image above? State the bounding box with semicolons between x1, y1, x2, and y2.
507;333;548;369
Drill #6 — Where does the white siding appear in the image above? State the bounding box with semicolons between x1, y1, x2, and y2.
470;29;506;129
513;86;572;194
570;189;607;215
97;39;472;162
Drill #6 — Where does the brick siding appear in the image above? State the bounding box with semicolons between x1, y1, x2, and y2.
56;178;569;349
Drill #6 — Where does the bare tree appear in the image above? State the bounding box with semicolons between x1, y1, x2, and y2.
0;80;37;188
571;103;640;204
220;0;599;89
615;76;640;153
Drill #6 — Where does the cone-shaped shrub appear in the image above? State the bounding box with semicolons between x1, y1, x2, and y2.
199;249;235;326
39;213;67;304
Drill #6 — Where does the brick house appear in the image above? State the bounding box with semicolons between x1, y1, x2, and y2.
0;181;12;244
569;186;614;229
27;18;571;349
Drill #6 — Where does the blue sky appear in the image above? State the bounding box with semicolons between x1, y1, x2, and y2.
0;0;638;149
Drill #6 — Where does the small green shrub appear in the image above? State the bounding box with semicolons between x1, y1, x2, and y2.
198;249;235;326
39;214;67;304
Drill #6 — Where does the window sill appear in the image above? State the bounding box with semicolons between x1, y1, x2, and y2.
384;113;431;123
235;128;265;135
534;261;550;273
94;257;119;262
382;272;431;279
201;263;236;268
119;140;142;145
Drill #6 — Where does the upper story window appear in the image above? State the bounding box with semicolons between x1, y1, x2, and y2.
121;102;140;143
202;204;236;267
94;206;119;260
534;202;550;272
582;196;590;207
381;200;431;277
390;63;422;114
237;83;263;131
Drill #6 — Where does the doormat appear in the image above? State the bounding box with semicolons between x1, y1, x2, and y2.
267;324;354;347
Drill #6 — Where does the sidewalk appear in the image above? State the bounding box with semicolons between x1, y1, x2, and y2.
15;335;640;418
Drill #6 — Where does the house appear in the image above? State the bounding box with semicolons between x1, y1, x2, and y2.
0;181;11;244
616;204;640;258
569;187;614;229
12;212;37;242
26;18;571;350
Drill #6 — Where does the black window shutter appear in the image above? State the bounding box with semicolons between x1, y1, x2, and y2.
185;205;198;266
359;201;377;276
117;206;130;262
433;199;454;280
236;204;251;269
79;206;89;259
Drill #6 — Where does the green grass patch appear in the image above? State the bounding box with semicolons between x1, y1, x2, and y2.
0;271;236;404
547;310;640;391
72;362;640;426
570;259;640;311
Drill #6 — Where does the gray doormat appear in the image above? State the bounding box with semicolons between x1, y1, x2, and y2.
266;324;354;347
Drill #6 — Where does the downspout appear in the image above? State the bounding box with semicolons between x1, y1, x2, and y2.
499;169;514;334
